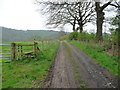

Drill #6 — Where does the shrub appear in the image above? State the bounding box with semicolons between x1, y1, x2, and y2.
78;32;95;42
69;31;79;40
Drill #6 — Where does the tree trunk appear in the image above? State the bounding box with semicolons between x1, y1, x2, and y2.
73;18;76;31
95;2;111;41
96;10;104;41
80;25;83;33
78;22;83;33
73;24;75;31
77;19;83;33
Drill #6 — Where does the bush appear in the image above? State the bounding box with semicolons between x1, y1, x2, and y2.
69;31;95;42
69;31;79;40
78;32;95;42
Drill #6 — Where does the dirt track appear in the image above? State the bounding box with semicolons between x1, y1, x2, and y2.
43;41;118;88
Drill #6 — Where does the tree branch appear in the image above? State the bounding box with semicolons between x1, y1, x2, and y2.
101;0;113;11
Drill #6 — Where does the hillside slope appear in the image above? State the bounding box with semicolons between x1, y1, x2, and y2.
1;27;63;42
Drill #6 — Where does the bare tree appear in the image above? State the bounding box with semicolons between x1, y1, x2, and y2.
36;1;95;33
67;2;95;33
36;1;76;30
95;0;113;41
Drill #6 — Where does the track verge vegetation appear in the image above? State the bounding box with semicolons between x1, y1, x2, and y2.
68;40;119;77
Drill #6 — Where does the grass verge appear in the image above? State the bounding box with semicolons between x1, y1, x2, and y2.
2;41;59;88
68;40;119;77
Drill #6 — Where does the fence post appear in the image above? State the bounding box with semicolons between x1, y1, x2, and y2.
21;46;23;57
34;42;38;56
11;43;16;60
41;41;43;50
42;41;44;50
18;46;20;59
112;43;115;56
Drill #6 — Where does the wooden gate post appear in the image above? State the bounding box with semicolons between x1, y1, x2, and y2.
21;46;23;57
11;43;16;60
34;42;38;56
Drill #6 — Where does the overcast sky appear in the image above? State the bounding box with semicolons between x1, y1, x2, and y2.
0;0;51;30
0;0;117;33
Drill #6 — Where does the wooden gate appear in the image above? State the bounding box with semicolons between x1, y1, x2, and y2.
0;42;40;61
0;44;11;62
11;42;39;60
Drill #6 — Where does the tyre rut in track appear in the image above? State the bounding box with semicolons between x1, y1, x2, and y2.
43;41;118;88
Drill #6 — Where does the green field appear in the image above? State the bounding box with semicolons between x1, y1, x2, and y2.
68;40;119;77
2;40;59;88
0;41;53;62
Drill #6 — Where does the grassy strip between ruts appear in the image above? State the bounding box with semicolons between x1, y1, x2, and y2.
2;41;60;88
63;42;88;88
68;40;119;77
